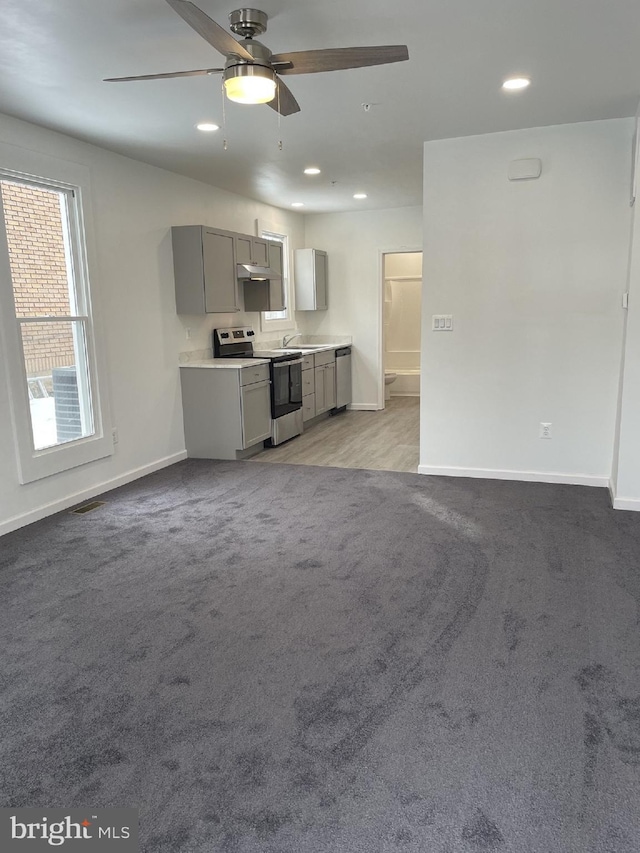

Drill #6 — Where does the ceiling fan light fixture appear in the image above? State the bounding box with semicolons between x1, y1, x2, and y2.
224;64;276;104
502;76;531;91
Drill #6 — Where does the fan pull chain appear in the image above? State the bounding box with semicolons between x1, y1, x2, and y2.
221;78;228;150
277;85;283;151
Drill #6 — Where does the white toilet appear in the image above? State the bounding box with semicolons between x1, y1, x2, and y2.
384;371;397;401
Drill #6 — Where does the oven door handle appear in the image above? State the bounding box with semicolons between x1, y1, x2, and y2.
281;357;304;366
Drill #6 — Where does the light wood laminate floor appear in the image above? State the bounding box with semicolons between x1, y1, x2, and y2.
251;396;419;473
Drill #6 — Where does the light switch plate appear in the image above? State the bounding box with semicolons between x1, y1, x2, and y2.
432;314;453;331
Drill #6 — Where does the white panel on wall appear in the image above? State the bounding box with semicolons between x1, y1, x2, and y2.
420;119;633;484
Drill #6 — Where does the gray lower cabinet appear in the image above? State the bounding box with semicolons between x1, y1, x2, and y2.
172;225;240;314
301;357;315;421
180;364;271;459
239;368;272;447
314;350;336;415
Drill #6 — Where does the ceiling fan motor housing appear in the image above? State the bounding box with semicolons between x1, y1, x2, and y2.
224;37;273;73
229;9;268;39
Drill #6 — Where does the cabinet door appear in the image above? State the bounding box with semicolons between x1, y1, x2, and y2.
314;251;328;310
324;363;336;410
301;369;314;397
172;225;207;314
252;238;269;268
302;393;316;422
240;380;272;448
267;241;285;311
235;235;253;265
203;230;239;313
314;365;326;414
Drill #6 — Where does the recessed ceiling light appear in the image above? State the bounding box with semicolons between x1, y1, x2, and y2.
353;193;367;200
304;167;321;175
291;202;305;207
502;77;531;91
196;122;220;132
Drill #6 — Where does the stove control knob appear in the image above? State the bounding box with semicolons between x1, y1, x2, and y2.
247;330;254;336
220;332;229;339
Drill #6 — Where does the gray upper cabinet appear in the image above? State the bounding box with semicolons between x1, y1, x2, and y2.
243;240;285;313
294;248;328;310
236;235;269;267
266;239;285;311
172;225;240;314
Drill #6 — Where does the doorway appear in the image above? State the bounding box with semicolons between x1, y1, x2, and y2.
381;252;423;409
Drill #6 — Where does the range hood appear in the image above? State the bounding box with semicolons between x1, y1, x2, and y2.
237;263;282;281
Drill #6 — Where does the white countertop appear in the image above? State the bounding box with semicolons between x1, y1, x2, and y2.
272;343;351;355
179;358;270;369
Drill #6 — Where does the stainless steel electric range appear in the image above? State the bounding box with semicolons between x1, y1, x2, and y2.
213;327;304;446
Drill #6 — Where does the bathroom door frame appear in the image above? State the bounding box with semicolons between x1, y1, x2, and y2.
378;247;423;410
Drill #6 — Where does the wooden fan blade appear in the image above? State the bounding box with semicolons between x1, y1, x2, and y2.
164;0;253;61
271;45;409;75
104;68;223;82
266;77;301;116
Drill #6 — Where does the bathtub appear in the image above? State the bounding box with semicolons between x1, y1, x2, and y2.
388;368;420;396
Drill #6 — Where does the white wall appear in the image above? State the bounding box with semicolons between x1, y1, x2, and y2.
0;112;304;534
301;207;422;407
420;119;633;485
612;198;640;507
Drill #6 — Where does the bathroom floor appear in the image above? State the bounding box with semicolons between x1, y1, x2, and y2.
251;396;420;473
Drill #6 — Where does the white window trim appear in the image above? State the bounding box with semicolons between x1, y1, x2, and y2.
256;218;297;334
0;146;112;484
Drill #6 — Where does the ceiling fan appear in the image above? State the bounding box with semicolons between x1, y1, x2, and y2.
104;0;409;116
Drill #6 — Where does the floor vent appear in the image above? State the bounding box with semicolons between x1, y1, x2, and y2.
71;500;106;515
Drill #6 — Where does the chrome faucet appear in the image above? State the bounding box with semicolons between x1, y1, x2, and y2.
282;332;302;348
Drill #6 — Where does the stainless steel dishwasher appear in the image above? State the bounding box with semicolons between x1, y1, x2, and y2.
332;346;352;413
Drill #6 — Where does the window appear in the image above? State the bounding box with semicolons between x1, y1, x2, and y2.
262;230;288;321
0;162;111;483
258;222;296;333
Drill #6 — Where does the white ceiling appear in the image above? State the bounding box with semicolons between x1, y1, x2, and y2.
1;0;639;214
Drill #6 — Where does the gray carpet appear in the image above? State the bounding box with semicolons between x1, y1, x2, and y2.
2;459;640;852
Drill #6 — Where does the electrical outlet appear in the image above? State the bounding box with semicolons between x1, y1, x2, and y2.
112;427;119;445
539;422;552;439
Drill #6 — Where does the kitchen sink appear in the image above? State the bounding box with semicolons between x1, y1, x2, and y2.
284;344;328;350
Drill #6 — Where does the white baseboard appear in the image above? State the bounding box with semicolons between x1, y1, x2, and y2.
417;464;608;488
1;451;188;537
609;479;640;511
612;497;640;511
349;403;380;411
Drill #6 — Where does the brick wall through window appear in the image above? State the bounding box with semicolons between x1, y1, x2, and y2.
1;181;76;375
